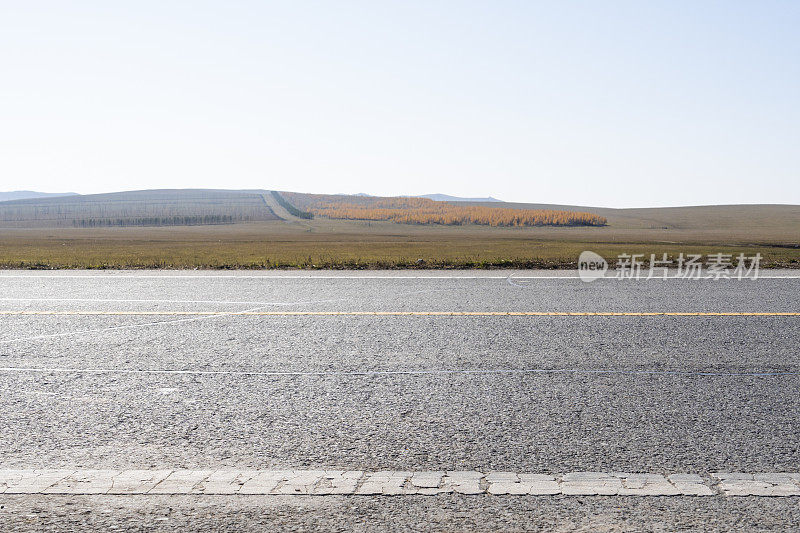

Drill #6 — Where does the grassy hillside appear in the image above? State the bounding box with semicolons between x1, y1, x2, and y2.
456;201;800;245
0;189;279;227
0;189;797;269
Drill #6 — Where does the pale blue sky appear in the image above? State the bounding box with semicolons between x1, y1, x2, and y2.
1;1;798;207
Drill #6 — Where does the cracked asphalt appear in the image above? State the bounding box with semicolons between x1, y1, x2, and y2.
0;270;798;531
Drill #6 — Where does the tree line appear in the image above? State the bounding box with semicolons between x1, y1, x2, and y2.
73;215;236;227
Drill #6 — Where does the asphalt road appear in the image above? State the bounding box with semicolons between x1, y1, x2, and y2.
1;270;799;531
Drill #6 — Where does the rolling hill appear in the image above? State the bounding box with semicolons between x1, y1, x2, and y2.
1;189;798;244
0;189;279;227
0;188;797;269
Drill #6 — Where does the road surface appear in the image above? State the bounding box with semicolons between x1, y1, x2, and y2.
0;270;798;531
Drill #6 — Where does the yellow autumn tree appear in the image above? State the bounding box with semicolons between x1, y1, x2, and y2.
282;193;607;227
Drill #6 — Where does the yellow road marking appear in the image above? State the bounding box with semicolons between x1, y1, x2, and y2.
0;311;798;317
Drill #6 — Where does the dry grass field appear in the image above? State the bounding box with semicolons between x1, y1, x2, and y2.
0;215;798;269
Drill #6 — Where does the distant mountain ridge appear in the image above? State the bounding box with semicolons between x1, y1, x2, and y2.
0;191;78;202
418;193;503;202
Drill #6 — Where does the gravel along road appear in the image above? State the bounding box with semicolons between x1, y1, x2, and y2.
0;270;799;531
